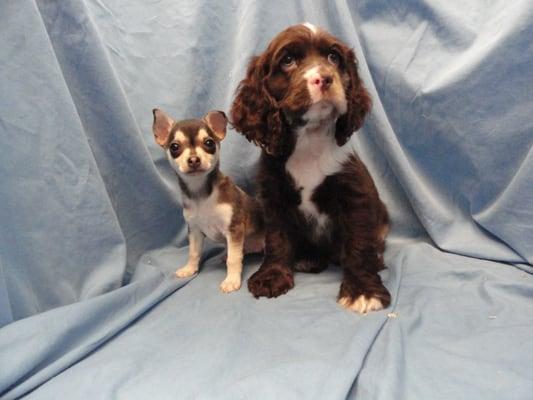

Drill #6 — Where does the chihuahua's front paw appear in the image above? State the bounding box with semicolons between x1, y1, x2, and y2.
219;275;241;293
175;265;197;278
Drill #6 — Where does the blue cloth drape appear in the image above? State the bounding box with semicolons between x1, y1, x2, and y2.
1;1;532;399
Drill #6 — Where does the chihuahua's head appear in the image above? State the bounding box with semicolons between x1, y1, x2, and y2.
152;109;227;177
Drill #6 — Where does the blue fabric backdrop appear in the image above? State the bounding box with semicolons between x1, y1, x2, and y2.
1;0;532;399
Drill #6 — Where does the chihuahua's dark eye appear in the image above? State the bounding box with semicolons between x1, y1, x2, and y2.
281;53;296;69
169;142;181;157
327;50;340;66
204;138;215;148
170;143;180;152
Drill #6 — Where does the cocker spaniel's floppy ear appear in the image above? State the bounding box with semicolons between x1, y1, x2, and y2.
335;49;372;146
230;56;285;156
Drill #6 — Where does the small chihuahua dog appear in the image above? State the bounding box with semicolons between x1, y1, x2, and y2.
152;109;264;292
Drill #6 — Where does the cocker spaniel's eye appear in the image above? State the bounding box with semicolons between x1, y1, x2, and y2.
281;53;296;69
327;50;341;66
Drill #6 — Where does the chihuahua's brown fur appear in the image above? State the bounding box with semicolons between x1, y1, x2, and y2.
153;109;264;292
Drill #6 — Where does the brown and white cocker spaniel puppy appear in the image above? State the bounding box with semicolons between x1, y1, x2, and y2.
230;23;390;313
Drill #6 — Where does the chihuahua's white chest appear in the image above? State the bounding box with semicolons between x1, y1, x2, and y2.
182;188;233;243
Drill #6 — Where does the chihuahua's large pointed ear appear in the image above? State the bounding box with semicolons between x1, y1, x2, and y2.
204;110;227;141
335;49;371;146
152;108;175;147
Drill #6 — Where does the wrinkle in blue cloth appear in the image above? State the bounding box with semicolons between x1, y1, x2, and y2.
0;0;532;399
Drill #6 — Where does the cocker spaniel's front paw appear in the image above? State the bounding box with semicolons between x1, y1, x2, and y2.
248;263;294;298
338;279;391;314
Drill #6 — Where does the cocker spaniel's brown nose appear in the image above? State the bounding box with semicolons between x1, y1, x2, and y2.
309;72;333;91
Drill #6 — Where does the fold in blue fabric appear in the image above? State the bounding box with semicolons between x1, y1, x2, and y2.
0;0;532;399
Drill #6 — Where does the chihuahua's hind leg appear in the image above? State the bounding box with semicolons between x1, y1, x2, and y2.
220;228;245;293
244;232;265;254
176;227;204;278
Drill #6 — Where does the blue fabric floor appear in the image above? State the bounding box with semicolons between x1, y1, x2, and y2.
1;1;532;399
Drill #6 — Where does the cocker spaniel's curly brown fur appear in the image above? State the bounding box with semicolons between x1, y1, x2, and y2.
230;23;390;313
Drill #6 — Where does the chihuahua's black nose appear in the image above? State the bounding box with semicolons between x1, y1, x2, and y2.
187;156;200;169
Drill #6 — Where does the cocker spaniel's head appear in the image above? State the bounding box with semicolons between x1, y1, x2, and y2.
231;23;371;156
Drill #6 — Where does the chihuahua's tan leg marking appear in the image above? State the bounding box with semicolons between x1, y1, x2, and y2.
176;227;204;278
220;229;245;293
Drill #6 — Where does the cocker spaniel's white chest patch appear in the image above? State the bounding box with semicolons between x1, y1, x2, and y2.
285;125;352;233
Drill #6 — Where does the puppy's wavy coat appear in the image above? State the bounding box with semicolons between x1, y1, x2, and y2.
231;23;390;313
